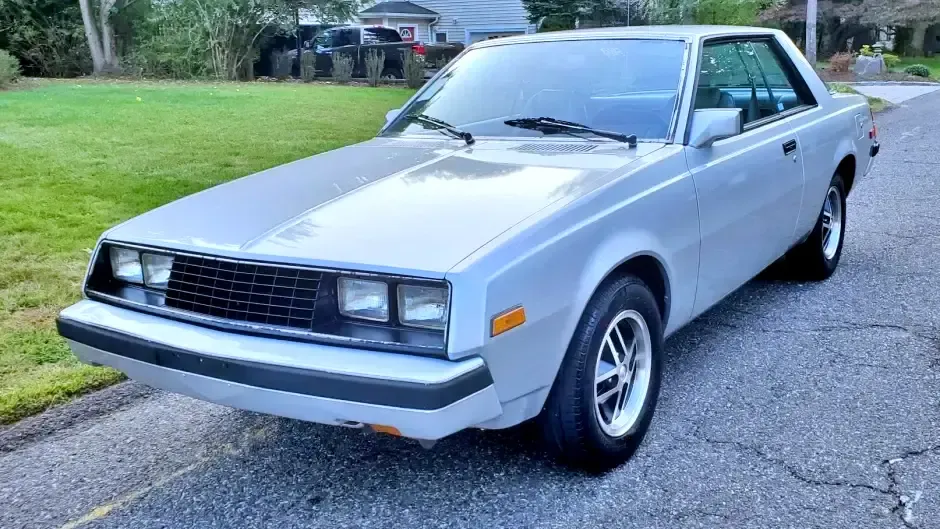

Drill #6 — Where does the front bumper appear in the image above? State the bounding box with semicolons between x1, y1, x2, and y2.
57;300;503;440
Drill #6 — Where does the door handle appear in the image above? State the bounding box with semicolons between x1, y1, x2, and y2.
782;139;798;156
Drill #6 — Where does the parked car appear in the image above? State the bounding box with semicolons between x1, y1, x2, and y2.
58;26;879;470
295;25;463;79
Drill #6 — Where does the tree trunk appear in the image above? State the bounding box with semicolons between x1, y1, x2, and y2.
805;0;818;65
98;0;119;71
910;22;929;56
78;0;106;73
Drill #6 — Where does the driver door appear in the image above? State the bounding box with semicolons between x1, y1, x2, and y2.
688;38;806;315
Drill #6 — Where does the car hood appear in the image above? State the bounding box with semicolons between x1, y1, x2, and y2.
106;137;663;276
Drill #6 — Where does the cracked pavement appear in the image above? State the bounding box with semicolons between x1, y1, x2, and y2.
3;92;940;529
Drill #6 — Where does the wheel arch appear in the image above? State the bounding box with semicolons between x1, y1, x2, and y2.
575;249;673;334
835;154;857;195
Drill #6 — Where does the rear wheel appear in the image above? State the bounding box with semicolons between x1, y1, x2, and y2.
539;275;663;472
381;67;403;80
785;172;846;280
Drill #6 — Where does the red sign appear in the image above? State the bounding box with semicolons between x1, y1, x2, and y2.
399;26;416;42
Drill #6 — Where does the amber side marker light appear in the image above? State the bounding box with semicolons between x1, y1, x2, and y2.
371;424;401;436
491;306;526;337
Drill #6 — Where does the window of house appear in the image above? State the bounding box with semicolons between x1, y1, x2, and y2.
435;32;447;43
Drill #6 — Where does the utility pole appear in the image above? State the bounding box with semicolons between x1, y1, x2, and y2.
805;0;817;65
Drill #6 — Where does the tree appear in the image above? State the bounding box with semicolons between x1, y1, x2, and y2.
523;0;584;30
0;0;91;76
77;0;139;73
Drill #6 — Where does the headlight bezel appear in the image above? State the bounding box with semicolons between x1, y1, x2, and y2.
397;284;449;330
337;277;390;322
84;242;452;357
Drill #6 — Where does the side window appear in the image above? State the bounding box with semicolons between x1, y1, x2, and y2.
334;29;355;47
315;30;334;48
695;39;807;126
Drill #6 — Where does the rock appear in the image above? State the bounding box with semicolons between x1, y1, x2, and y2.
854;55;886;76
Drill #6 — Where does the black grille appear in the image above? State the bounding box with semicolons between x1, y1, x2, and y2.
164;254;322;330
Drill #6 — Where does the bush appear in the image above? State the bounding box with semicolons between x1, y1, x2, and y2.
403;50;425;89
300;52;316;82
331;53;353;83
829;52;853;73
271;51;291;80
882;53;900;68
905;64;931;78
858;44;874;57
0;50;22;88
365;49;385;87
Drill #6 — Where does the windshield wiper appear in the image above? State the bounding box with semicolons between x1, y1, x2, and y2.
504;117;637;146
405;113;475;145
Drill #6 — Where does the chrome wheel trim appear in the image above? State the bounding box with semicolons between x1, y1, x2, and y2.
821;185;843;260
593;309;653;438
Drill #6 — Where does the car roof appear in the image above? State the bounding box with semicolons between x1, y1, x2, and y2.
471;25;779;48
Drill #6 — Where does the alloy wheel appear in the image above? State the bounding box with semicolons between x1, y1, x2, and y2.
593;309;653;438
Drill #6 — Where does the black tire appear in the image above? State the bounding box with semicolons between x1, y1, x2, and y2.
381;67;403;80
538;275;663;472
785;172;847;280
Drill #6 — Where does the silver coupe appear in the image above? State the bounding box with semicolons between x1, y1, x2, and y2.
58;25;880;470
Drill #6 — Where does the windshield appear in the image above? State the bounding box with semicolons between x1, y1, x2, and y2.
383;39;687;141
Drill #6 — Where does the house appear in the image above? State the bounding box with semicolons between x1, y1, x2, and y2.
357;0;537;45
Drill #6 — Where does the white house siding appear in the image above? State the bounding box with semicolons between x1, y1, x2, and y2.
360;16;430;42
359;0;533;44
388;17;432;43
419;0;535;44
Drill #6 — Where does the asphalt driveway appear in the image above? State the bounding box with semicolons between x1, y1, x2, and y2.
3;92;940;529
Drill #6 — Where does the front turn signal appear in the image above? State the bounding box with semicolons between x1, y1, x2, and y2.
491;306;526;337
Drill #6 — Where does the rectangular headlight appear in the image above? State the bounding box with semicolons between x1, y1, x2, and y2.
142;253;174;289
398;285;448;330
338;278;389;322
109;247;142;284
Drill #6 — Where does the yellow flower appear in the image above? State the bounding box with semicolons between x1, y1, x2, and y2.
135;96;142;102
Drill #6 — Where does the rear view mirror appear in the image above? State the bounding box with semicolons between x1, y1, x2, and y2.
688;109;743;148
385;108;402;124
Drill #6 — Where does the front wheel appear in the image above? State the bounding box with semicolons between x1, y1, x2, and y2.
785;172;847;280
538;275;663;472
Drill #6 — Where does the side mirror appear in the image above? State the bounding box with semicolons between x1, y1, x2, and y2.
385;108;402;124
688;109;743;148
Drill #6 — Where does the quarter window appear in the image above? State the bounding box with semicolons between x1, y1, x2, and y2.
694;39;807;125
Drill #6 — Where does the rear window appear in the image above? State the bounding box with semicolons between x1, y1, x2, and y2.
363;28;402;44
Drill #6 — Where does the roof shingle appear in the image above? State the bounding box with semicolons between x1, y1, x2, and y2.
359;1;438;16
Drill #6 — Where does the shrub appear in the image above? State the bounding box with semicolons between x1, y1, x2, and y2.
882;53;900;68
403;50;425;89
300;52;316;82
331;53;354;83
271;51;292;80
365;49;385;87
905;64;931;78
858;44;874;57
0;50;22;88
829;52;853;73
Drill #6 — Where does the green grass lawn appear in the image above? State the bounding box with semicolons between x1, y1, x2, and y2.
0;79;412;424
894;56;940;79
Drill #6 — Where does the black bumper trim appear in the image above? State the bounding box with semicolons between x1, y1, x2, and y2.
56;318;492;410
